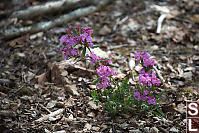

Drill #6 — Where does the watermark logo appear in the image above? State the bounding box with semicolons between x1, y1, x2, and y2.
186;101;199;133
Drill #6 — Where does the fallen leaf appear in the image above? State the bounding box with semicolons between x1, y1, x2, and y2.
88;101;100;110
65;84;79;96
87;112;95;117
36;72;48;85
83;123;92;132
8;34;29;48
92;126;100;131
99;25;111;35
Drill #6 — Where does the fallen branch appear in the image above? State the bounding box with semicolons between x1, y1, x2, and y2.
11;0;94;19
39;104;51;114
1;0;114;39
35;108;64;122
2;6;96;39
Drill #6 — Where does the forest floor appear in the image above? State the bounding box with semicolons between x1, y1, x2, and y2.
0;0;199;132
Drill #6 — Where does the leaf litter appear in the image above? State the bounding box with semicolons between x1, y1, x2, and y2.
0;0;199;132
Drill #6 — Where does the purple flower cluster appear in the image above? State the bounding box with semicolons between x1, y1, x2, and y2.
86;52;98;64
133;90;156;105
96;65;117;89
147;96;156;105
60;26;94;59
134;90;148;101
79;27;94;47
60;35;80;59
135;52;155;67
139;69;161;87
133;51;161;106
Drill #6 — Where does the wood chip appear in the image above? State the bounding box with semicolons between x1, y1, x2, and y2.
35;108;64;122
65;84;79;96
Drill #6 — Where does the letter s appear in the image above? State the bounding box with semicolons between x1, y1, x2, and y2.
188;103;198;116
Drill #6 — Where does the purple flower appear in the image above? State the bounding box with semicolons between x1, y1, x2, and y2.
139;68;146;74
60;35;79;48
89;52;99;64
139;72;152;87
96;65;117;89
60;26;96;60
135;52;141;62
152;78;161;86
106;59;111;64
88;42;94;47
86;53;112;65
98;58;111;65
76;25;80;31
141;95;147;101
143;90;150;96
147;96;156;105
79;33;87;43
81;27;93;35
143;58;155;67
138;70;161;87
60;35;70;45
86;35;92;43
135;52;150;62
151;71;161;86
60;47;63;52
97;65;116;77
135;52;155;67
69;48;78;56
97;81;109;89
134;91;141;101
80;27;94;47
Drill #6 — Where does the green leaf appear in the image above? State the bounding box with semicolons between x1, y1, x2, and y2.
84;42;92;53
95;101;99;106
141;105;149;112
81;46;86;57
157;108;165;116
98;58;110;62
122;76;129;89
91;45;99;49
89;98;95;102
158;89;166;96
153;111;162;119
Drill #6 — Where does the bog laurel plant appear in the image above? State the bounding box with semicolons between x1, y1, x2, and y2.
60;26;164;117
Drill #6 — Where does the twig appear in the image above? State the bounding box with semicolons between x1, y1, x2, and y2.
39;104;51;114
156;14;167;34
0;92;7;97
2;0;114;39
2;6;97;39
108;44;129;50
0;79;11;84
166;63;177;74
158;127;169;133
153;65;165;83
0;110;16;117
